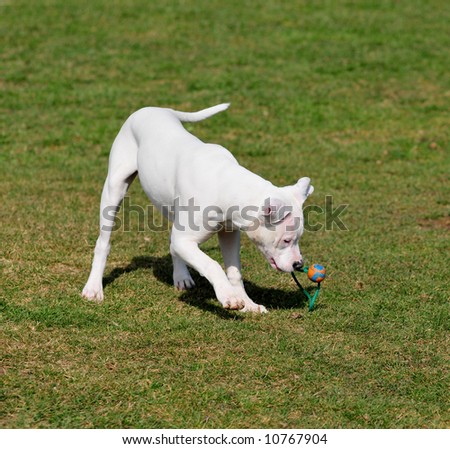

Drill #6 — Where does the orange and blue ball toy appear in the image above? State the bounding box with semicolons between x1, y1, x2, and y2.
291;264;326;311
307;264;326;283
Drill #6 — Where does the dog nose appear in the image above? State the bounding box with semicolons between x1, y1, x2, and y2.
293;261;304;271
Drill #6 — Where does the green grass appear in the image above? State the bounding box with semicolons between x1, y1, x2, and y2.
1;0;449;429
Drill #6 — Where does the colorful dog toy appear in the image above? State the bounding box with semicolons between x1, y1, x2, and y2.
291;264;326;311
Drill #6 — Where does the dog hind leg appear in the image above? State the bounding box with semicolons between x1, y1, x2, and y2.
170;230;195;290
82;126;138;302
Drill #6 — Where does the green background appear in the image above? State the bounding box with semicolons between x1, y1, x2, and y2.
1;0;449;428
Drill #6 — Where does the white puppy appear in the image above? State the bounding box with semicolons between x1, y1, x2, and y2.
82;104;313;313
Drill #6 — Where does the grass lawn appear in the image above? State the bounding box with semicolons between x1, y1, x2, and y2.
1;0;449;428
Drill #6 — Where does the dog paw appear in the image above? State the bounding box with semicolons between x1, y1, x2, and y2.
174;276;196;291
222;296;245;310
242;303;268;314
82;285;104;302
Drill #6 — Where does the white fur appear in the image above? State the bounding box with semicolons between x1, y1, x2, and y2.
82;104;313;313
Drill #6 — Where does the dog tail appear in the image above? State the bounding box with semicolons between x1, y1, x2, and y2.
171;103;230;123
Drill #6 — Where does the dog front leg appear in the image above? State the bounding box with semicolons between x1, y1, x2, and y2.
218;230;267;313
170;234;245;310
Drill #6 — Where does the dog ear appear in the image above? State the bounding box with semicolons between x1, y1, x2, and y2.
297;177;314;202
260;198;292;224
285;177;314;205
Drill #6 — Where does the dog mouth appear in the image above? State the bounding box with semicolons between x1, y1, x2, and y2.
269;257;283;272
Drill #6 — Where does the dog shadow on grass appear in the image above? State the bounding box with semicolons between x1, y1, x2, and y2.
103;255;310;318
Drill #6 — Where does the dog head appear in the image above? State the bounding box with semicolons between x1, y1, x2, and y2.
245;177;314;272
